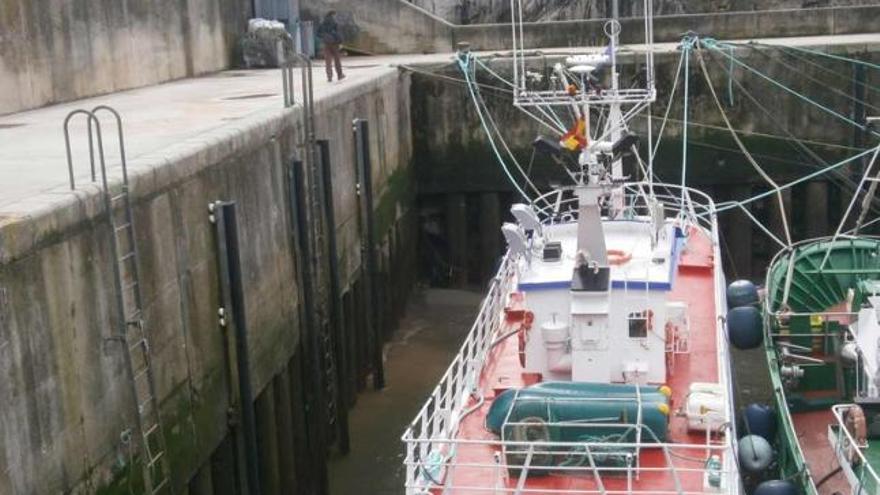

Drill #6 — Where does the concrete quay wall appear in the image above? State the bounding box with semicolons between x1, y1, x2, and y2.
301;0;880;55
0;0;249;115
0;70;415;494
302;0;455;54
455;5;880;51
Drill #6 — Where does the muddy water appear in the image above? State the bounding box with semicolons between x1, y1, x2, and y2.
329;289;484;494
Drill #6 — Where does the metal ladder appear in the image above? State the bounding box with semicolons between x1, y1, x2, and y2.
309;141;340;433
64;107;173;495
282;42;342;435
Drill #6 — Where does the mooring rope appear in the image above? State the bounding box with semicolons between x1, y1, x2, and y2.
457;51;535;203
703;38;880;137
695;42;793;246
467;56;546;201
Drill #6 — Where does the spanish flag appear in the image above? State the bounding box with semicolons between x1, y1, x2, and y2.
560;118;588;151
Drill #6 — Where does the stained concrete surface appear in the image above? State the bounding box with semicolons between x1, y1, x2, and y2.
0;51;419;493
0;59;390;216
0;0;248;114
328;288;483;494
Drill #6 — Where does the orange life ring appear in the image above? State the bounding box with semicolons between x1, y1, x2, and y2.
607;249;632;266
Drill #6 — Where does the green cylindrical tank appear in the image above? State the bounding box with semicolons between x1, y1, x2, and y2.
487;382;671;442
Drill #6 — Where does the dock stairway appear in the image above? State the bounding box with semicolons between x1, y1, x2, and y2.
64;107;173;494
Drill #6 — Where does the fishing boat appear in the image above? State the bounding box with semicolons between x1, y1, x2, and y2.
754;145;880;495
401;2;744;494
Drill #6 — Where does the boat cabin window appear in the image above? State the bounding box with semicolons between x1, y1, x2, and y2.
628;310;649;339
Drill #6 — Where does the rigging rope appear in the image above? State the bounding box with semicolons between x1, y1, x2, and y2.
695;43;792;246
773;44;880;96
473;58;568;134
761;42;880;72
468;56;546;200
743;44;880;113
708;146;879;215
679;37;695;215
651;47;686;161
458;52;532;202
457;51;563;207
703;39;880;138
702;48;880;216
819;143;880;269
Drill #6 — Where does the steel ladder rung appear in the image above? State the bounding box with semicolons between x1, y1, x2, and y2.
129;338;148;353
147;450;165;468
119;252;137;263
143;422;160;439
150;477;170;494
122;282;139;296
138;397;156;415
126;310;143;325
111;193;128;202
115;222;132;232
133;365;150;382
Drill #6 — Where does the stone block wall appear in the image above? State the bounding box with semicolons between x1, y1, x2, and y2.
0;0;249;115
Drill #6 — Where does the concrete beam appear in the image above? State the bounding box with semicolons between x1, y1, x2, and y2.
804;181;830;239
454;6;880;51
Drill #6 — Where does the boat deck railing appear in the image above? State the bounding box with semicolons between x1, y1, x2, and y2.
530;182;718;235
829;404;880;492
401;250;518;490
401;433;736;494
401;181;739;494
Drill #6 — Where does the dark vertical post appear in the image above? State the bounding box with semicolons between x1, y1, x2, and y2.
805;181;829;238
211;203;247;495
255;386;280;495
766;188;791;245
446;193;469;287
725;185;754;280
189;461;214;495
341;291;357;407
353;118;385;390
479;192;501;282
273;369;298;494
317;139;352;454
211;434;240;495
288;159;330;493
853;60;867;179
216;202;262;495
287;353;312;494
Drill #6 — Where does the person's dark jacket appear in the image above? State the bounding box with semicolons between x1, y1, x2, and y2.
317;17;342;45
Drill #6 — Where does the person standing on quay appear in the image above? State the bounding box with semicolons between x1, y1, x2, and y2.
317;11;345;82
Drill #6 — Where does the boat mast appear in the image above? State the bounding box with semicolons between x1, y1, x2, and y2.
607;0;624;180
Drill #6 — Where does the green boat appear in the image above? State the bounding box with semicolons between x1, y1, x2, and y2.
758;237;880;495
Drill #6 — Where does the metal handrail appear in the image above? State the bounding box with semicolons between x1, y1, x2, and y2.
63;105;130;192
402;251;517;489
278;38;317;173
530;181;717;229
402;435;735;494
